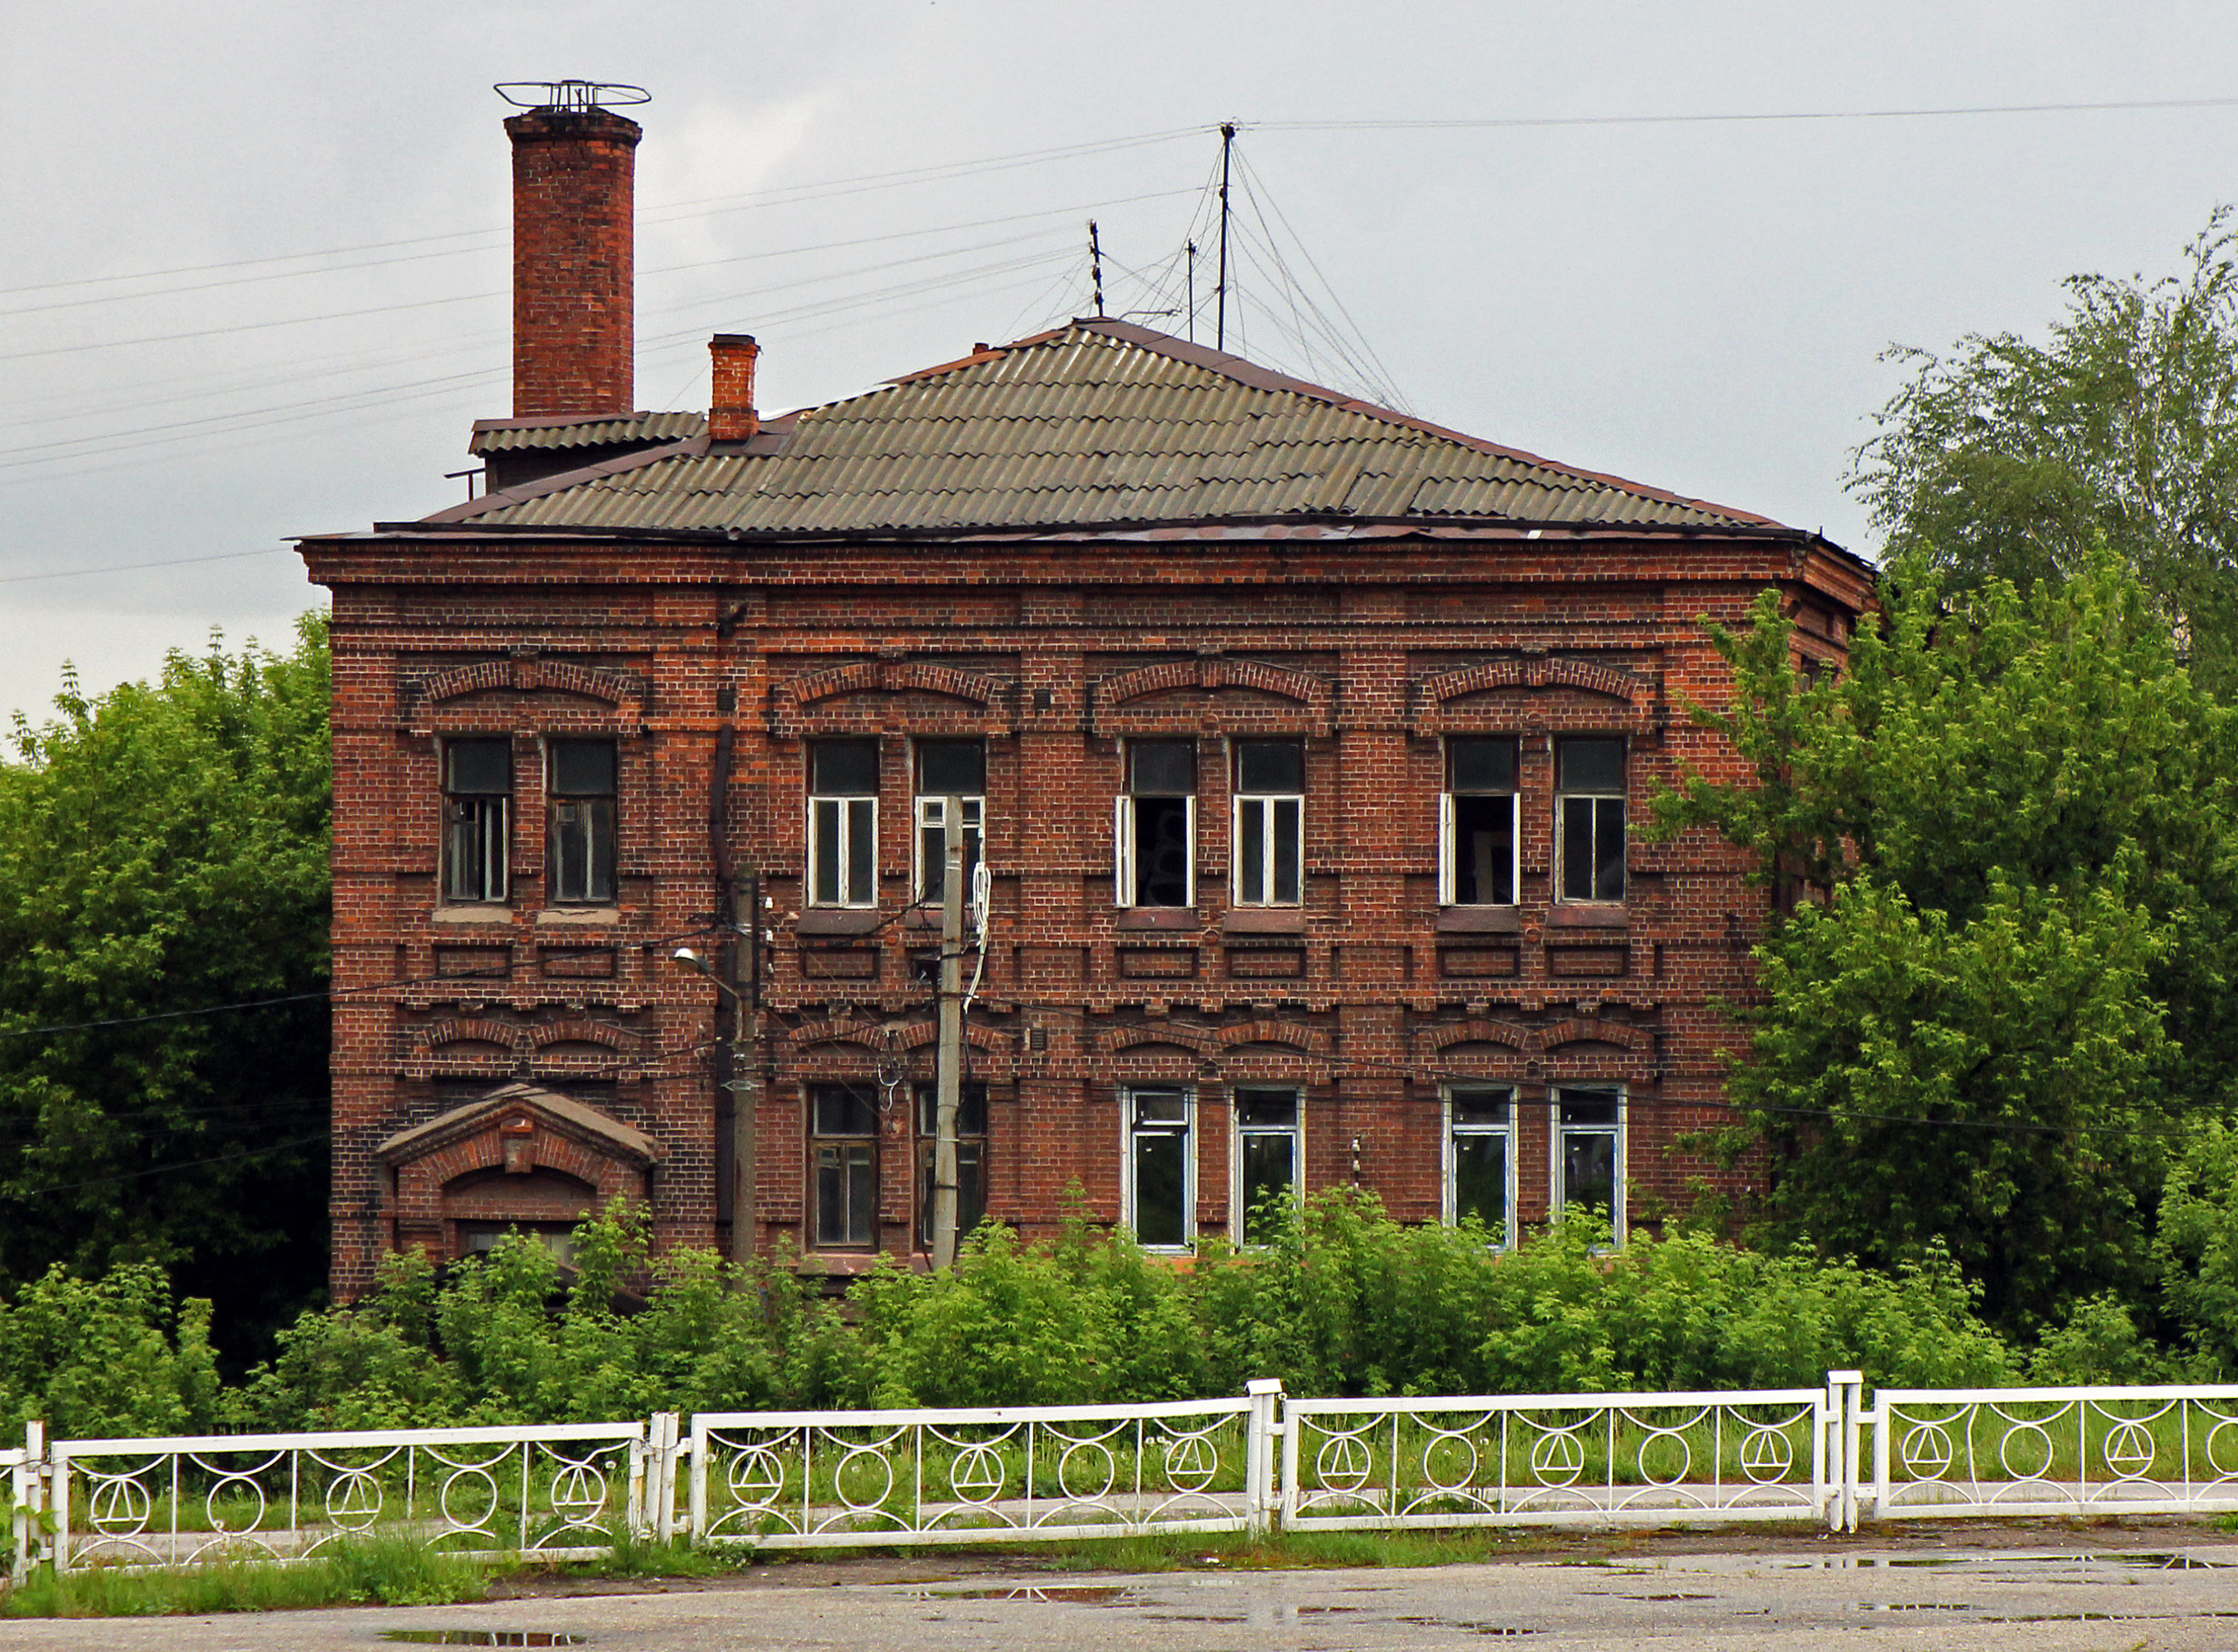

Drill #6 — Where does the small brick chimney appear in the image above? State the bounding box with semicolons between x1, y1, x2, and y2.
506;103;641;417
709;334;761;443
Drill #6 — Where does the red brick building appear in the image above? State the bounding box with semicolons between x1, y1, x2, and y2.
300;97;1870;1297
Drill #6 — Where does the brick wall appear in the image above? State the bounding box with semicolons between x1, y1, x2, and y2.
506;108;638;417
304;527;1870;1297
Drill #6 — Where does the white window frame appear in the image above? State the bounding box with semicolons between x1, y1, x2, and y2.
1439;738;1521;908
913;794;984;902
808;794;877;907
1231;1087;1303;1242
1550;1085;1626;1242
1554;738;1627;904
1114;793;1197;908
1442;1086;1517;1246
1232;794;1303;907
1121;1087;1195;1251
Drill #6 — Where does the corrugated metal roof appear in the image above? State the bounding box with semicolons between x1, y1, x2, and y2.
443;323;1783;534
469;411;707;455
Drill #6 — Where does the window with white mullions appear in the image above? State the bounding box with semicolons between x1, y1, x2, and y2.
1554;1086;1624;1242
1556;738;1627;902
914;1082;989;1248
1441;736;1518;906
913;739;985;904
811;1082;879;1249
808;739;879;908
1233;1087;1302;1242
1115;740;1195;908
547;739;616;904
1444;1087;1515;1244
442;738;511;903
1232;739;1302;907
1124;1087;1193;1249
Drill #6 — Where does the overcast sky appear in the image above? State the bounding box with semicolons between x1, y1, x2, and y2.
6;1;2238;726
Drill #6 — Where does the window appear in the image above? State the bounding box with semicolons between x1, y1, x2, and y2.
913;740;985;904
1115;740;1195;908
1554;1087;1624;1240
1445;1087;1515;1243
547;739;616;904
442;739;511;903
1233;1087;1302;1242
810;1082;879;1248
1124;1087;1193;1248
1441;737;1518;906
808;740;879;908
914;1082;988;1247
1232;740;1302;906
1557;738;1627;902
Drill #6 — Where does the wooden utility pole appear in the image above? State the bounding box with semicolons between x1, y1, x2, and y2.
930;812;967;1269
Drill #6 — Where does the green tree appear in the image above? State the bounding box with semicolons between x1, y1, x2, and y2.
0;616;332;1362
1851;210;2238;696
1654;557;2238;1335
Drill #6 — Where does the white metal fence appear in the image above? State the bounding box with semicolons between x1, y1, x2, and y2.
689;1382;1280;1549
1870;1384;2238;1520
44;1420;648;1571
7;1375;2238;1576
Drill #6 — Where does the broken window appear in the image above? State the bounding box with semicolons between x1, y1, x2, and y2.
1115;740;1195;908
442;738;511;903
1445;1087;1514;1244
808;739;879;908
811;1082;879;1248
1442;736;1518;906
1554;1087;1624;1240
1233;1087;1301;1242
547;739;616;904
914;1081;989;1247
1125;1087;1192;1249
1556;738;1627;902
913;739;985;905
1232;740;1303;907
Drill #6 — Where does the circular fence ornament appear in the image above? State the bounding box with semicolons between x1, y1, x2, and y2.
1162;1431;1218;1494
2207;1416;2238;1480
204;1472;267;1535
1421;1426;1481;1494
948;1444;1006;1505
2102;1419;2157;1480
1636;1427;1692;1488
1899;1421;1955;1481
1739;1425;1794;1484
1315;1431;1374;1494
1998;1421;2056;1482
1529;1428;1587;1488
439;1467;502;1537
1056;1439;1117;1503
549;1462;608;1528
326;1469;384;1530
834;1444;895;1512
87;1475;152;1535
728;1444;786;1509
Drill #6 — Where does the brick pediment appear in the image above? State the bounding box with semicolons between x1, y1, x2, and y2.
375;1080;658;1172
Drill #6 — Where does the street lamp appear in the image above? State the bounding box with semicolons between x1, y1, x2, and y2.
664;901;759;1265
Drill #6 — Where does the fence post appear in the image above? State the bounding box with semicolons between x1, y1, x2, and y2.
1826;1371;1863;1532
653;1412;681;1545
9;1421;39;1583
1244;1380;1284;1536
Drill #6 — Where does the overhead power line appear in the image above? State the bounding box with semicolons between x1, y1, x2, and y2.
1252;95;2238;133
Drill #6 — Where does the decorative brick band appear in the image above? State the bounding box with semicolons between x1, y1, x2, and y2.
774;659;1009;723
1099;657;1329;711
1420;656;1642;705
415;657;644;707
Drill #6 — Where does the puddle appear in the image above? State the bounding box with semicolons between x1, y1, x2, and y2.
2108;1552;2231;1569
1398;1618;1538;1636
1852;1602;1975;1613
915;1586;1141;1604
379;1636;586;1648
1296;1604;1366;1615
1621;1594;1715;1602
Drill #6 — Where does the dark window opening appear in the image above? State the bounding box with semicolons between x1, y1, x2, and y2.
548;739;616;904
443;738;511;903
811;1082;878;1248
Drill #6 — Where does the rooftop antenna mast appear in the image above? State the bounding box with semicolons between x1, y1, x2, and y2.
1088;219;1105;316
1215;122;1236;350
1185;240;1198;343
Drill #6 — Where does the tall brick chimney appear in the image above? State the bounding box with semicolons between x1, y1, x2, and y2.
506;102;640;417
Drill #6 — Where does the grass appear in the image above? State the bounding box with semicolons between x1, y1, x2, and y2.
0;1534;487;1618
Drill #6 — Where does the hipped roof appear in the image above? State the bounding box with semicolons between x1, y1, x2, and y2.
423;320;1787;538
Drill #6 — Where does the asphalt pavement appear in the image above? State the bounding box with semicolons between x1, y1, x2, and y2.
3;1540;2236;1650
